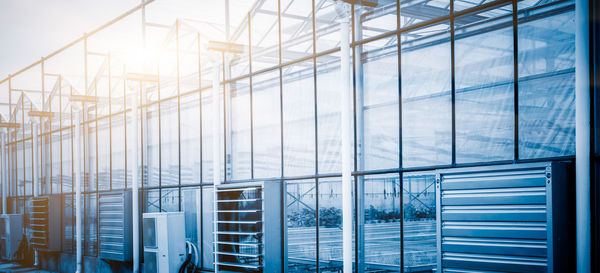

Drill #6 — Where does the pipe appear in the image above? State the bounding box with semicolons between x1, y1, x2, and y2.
575;0;590;271
74;109;82;273
213;62;221;186
132;95;140;273
337;2;353;272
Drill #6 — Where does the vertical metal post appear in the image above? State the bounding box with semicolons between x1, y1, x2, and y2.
212;61;221;186
74;109;82;273
32;121;39;197
132;93;140;273
337;2;353;272
1;131;5;214
576;0;591;271
32;120;40;267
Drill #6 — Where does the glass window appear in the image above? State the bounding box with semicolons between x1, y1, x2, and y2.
144;189;160;213
112;114;126;189
85;193;97;257
180;93;202;184
86;114;97;192
400;0;449;28
229;79;252;180
403;172;437;272
316;55;341;174
251;0;280;70
283;61;315;177
160;99;179;186
358;1;397;40
62;126;73;193
161;188;180;212
145;103;160;187
518;8;575;159
182;188;200;245
455;5;514;163
63;194;74;253
201;90;215;183
361;174;401;272
286;180;317;272
201;187;214;270
252;70;282;179
359;39;399;171
280;0;313;62
401;22;452;168
97;117;110;190
318;178;353;272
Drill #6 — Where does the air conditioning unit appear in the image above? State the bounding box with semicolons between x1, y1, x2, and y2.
0;214;23;260
143;212;186;273
436;162;573;272
98;190;134;261
30;195;61;252
214;181;281;272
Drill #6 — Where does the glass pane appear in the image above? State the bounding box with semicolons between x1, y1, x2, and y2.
63;194;74;253
180;93;202;184
85;193;97;256
201;90;215;183
161;188;179;212
319;178;353;272
252;70;282;179
358;1;397;40
145;103;160;187
98;117;110;190
316;55;341;174
358;39;399;171
182;188;199;246
361;174;401;272
112;114;126;189
202;187;215;270
518;8;575;159
283;61;315;177
286;180;317;272
455;5;514;163
401;22;452;168
229;79;252;180
400;0;449;28
403;172;437;272
144;189;160;213
281;0;313;62
160;99;179;186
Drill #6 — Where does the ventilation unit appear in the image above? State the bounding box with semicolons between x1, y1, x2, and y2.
214;181;281;272
98;190;133;261
436;162;573;272
30;195;61;252
0;214;23;260
143;212;186;273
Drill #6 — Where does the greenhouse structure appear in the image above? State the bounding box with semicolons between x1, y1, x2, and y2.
0;0;598;272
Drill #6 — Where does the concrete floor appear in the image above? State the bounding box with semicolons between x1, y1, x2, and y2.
0;262;55;273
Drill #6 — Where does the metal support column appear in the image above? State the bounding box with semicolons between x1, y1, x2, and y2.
337;2;353;272
74;109;82;273
576;0;591;271
131;93;140;273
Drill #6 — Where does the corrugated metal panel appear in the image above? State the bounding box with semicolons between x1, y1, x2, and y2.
437;163;553;273
98;191;132;261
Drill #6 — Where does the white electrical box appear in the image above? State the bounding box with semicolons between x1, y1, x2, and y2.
0;214;23;260
143;212;187;273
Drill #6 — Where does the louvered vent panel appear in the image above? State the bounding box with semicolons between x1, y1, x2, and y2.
437;162;573;273
98;190;132;261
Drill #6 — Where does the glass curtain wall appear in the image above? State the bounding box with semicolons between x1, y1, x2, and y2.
2;0;576;272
